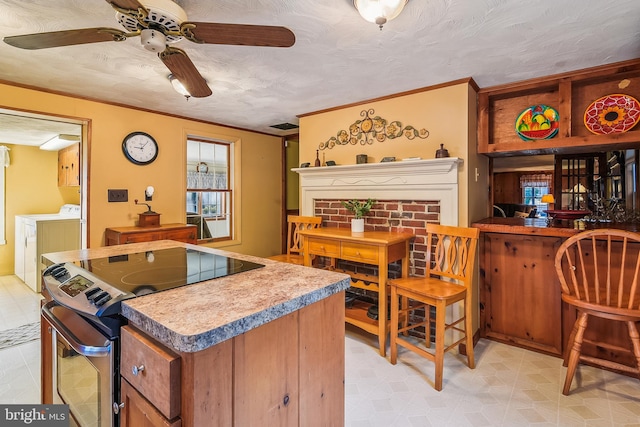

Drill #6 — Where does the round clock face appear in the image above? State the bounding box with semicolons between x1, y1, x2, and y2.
122;132;158;165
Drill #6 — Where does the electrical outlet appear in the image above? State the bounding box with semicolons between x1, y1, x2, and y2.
108;189;128;202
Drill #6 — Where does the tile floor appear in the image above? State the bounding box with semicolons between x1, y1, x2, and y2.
1;274;640;426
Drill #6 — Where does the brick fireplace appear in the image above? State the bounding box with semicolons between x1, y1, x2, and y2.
294;158;462;277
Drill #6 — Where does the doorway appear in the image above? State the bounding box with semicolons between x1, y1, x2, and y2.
0;108;87;278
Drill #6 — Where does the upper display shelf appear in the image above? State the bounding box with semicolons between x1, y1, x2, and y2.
478;58;640;157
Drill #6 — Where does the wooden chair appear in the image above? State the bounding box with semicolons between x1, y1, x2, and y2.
554;229;640;395
389;224;479;391
267;215;322;265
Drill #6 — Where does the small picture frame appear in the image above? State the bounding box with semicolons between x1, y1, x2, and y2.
300;162;310;168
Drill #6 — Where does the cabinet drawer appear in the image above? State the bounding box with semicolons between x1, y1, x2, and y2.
308;238;340;256
122;233;161;244
341;243;378;263
121;326;181;420
163;229;196;243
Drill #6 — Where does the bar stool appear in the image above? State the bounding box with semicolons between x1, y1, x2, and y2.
389;224;479;391
268;215;322;265
554;229;640;395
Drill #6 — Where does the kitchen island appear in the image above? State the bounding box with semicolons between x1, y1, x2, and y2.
473;217;640;374
42;240;351;427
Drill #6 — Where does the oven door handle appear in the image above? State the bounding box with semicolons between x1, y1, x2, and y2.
42;301;112;357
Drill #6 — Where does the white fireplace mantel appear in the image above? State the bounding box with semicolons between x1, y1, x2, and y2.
293;158;462;226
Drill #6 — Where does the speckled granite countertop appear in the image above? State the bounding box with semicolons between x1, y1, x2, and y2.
42;240;351;353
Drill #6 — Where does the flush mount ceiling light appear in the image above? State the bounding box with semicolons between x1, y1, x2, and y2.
168;74;192;100
353;0;409;30
40;134;80;151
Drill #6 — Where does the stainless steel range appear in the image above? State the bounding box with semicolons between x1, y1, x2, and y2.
41;247;264;427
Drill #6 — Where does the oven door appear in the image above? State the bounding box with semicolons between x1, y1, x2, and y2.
42;301;116;427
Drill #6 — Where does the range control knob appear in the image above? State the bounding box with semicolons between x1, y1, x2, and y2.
94;293;112;307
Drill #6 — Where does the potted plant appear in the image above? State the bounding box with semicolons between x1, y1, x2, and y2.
341;198;375;232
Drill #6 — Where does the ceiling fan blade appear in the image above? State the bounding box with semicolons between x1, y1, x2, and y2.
105;0;146;12
181;22;295;48
3;28;129;50
159;47;212;98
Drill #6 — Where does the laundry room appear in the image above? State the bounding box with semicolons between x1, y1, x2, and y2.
0;111;83;278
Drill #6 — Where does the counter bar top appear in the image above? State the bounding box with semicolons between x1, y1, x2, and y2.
472;217;640;237
42;240;351;353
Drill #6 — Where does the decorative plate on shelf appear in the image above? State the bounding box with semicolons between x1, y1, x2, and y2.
584;94;640;135
515;105;559;141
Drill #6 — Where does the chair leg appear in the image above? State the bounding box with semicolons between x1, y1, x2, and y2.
434;300;446;391
626;321;640;373
390;286;399;365
401;295;409;336
563;312;588;396
562;312;580;367
464;295;475;369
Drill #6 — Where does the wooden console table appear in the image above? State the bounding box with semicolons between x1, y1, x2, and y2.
299;227;414;356
105;223;197;246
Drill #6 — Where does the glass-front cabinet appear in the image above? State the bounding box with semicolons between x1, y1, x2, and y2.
554;150;637;220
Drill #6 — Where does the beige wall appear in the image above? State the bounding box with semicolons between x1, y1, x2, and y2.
299;79;488;227
0;82;283;276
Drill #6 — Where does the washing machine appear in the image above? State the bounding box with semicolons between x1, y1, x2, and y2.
15;204;80;292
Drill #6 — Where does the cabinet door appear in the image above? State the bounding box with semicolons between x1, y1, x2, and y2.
120;379;181;427
234;311;299;427
482;233;563;355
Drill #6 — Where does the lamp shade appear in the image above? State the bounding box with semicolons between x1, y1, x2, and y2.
168;74;191;98
541;194;555;204
353;0;408;29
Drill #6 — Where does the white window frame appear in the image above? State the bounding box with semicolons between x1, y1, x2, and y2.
185;131;241;247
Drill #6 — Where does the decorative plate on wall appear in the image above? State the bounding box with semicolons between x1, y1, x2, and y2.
584;94;640;135
515;105;559;141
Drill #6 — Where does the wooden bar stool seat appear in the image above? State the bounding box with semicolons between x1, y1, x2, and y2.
389;224;479;391
555;229;640;395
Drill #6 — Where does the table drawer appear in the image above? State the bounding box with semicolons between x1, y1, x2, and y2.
341;242;378;263
309;238;340;256
121;326;181;420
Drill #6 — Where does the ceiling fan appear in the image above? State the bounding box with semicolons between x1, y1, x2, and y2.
3;0;296;98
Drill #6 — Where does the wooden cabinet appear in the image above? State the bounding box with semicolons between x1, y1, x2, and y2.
105;224;197;246
58;143;80;186
299;227;414;357
122;291;345;426
121;326;181;421
479;233;564;356
121;380;181;427
477;227;640;372
478;58;640;157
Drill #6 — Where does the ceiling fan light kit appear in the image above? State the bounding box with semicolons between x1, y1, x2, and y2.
168;74;192;99
353;0;409;30
3;0;295;99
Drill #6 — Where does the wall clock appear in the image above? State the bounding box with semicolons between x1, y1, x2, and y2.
122;131;158;165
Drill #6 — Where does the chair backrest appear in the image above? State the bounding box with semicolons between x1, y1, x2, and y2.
555;229;640;312
425;223;480;288
286;215;322;255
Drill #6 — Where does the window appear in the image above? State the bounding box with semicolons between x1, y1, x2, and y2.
186;139;232;242
520;173;552;217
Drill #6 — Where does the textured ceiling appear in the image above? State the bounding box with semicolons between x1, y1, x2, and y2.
0;0;639;143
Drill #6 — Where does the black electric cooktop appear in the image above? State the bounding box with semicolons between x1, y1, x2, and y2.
79;247;265;296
